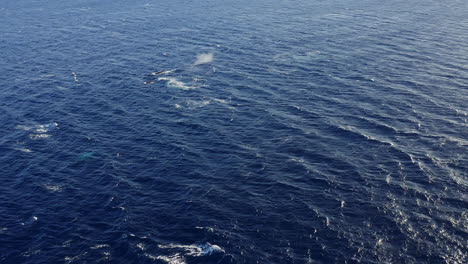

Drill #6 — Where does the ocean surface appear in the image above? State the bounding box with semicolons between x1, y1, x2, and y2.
0;0;467;263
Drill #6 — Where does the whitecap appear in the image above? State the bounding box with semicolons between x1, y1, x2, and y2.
64;252;88;264
14;148;32;153
386;173;392;184
195;226;215;232
198;243;224;256
136;243;146;251
145;253;186;264
455;108;467;116
43;184;63;192
16;122;58;133
151;69;175;75
91;244;110;249
72;72;78;82
29;134;51;140
98;251;111;262
158;242;224;257
158;77;195;90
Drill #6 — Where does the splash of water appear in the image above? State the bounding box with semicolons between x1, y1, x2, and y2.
194;53;214;65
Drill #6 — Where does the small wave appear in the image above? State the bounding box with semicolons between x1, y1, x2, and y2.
212;97;236;109
186;99;210;108
454;108;467;117
77;151;95;161
289;157;305;163
22;249;41;257
40;74;55;78
268;68;291;75
158;77;195;90
211;98;228;104
337;124;394;146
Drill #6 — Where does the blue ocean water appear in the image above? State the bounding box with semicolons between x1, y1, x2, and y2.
0;0;467;263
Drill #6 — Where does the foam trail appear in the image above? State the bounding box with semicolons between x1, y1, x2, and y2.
194;53;214;65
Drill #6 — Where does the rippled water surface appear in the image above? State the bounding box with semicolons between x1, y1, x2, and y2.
1;0;467;263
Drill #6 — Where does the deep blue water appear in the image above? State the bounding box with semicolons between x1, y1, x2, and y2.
1;0;467;263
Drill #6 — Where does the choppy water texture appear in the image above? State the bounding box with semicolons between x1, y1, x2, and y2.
1;0;467;263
